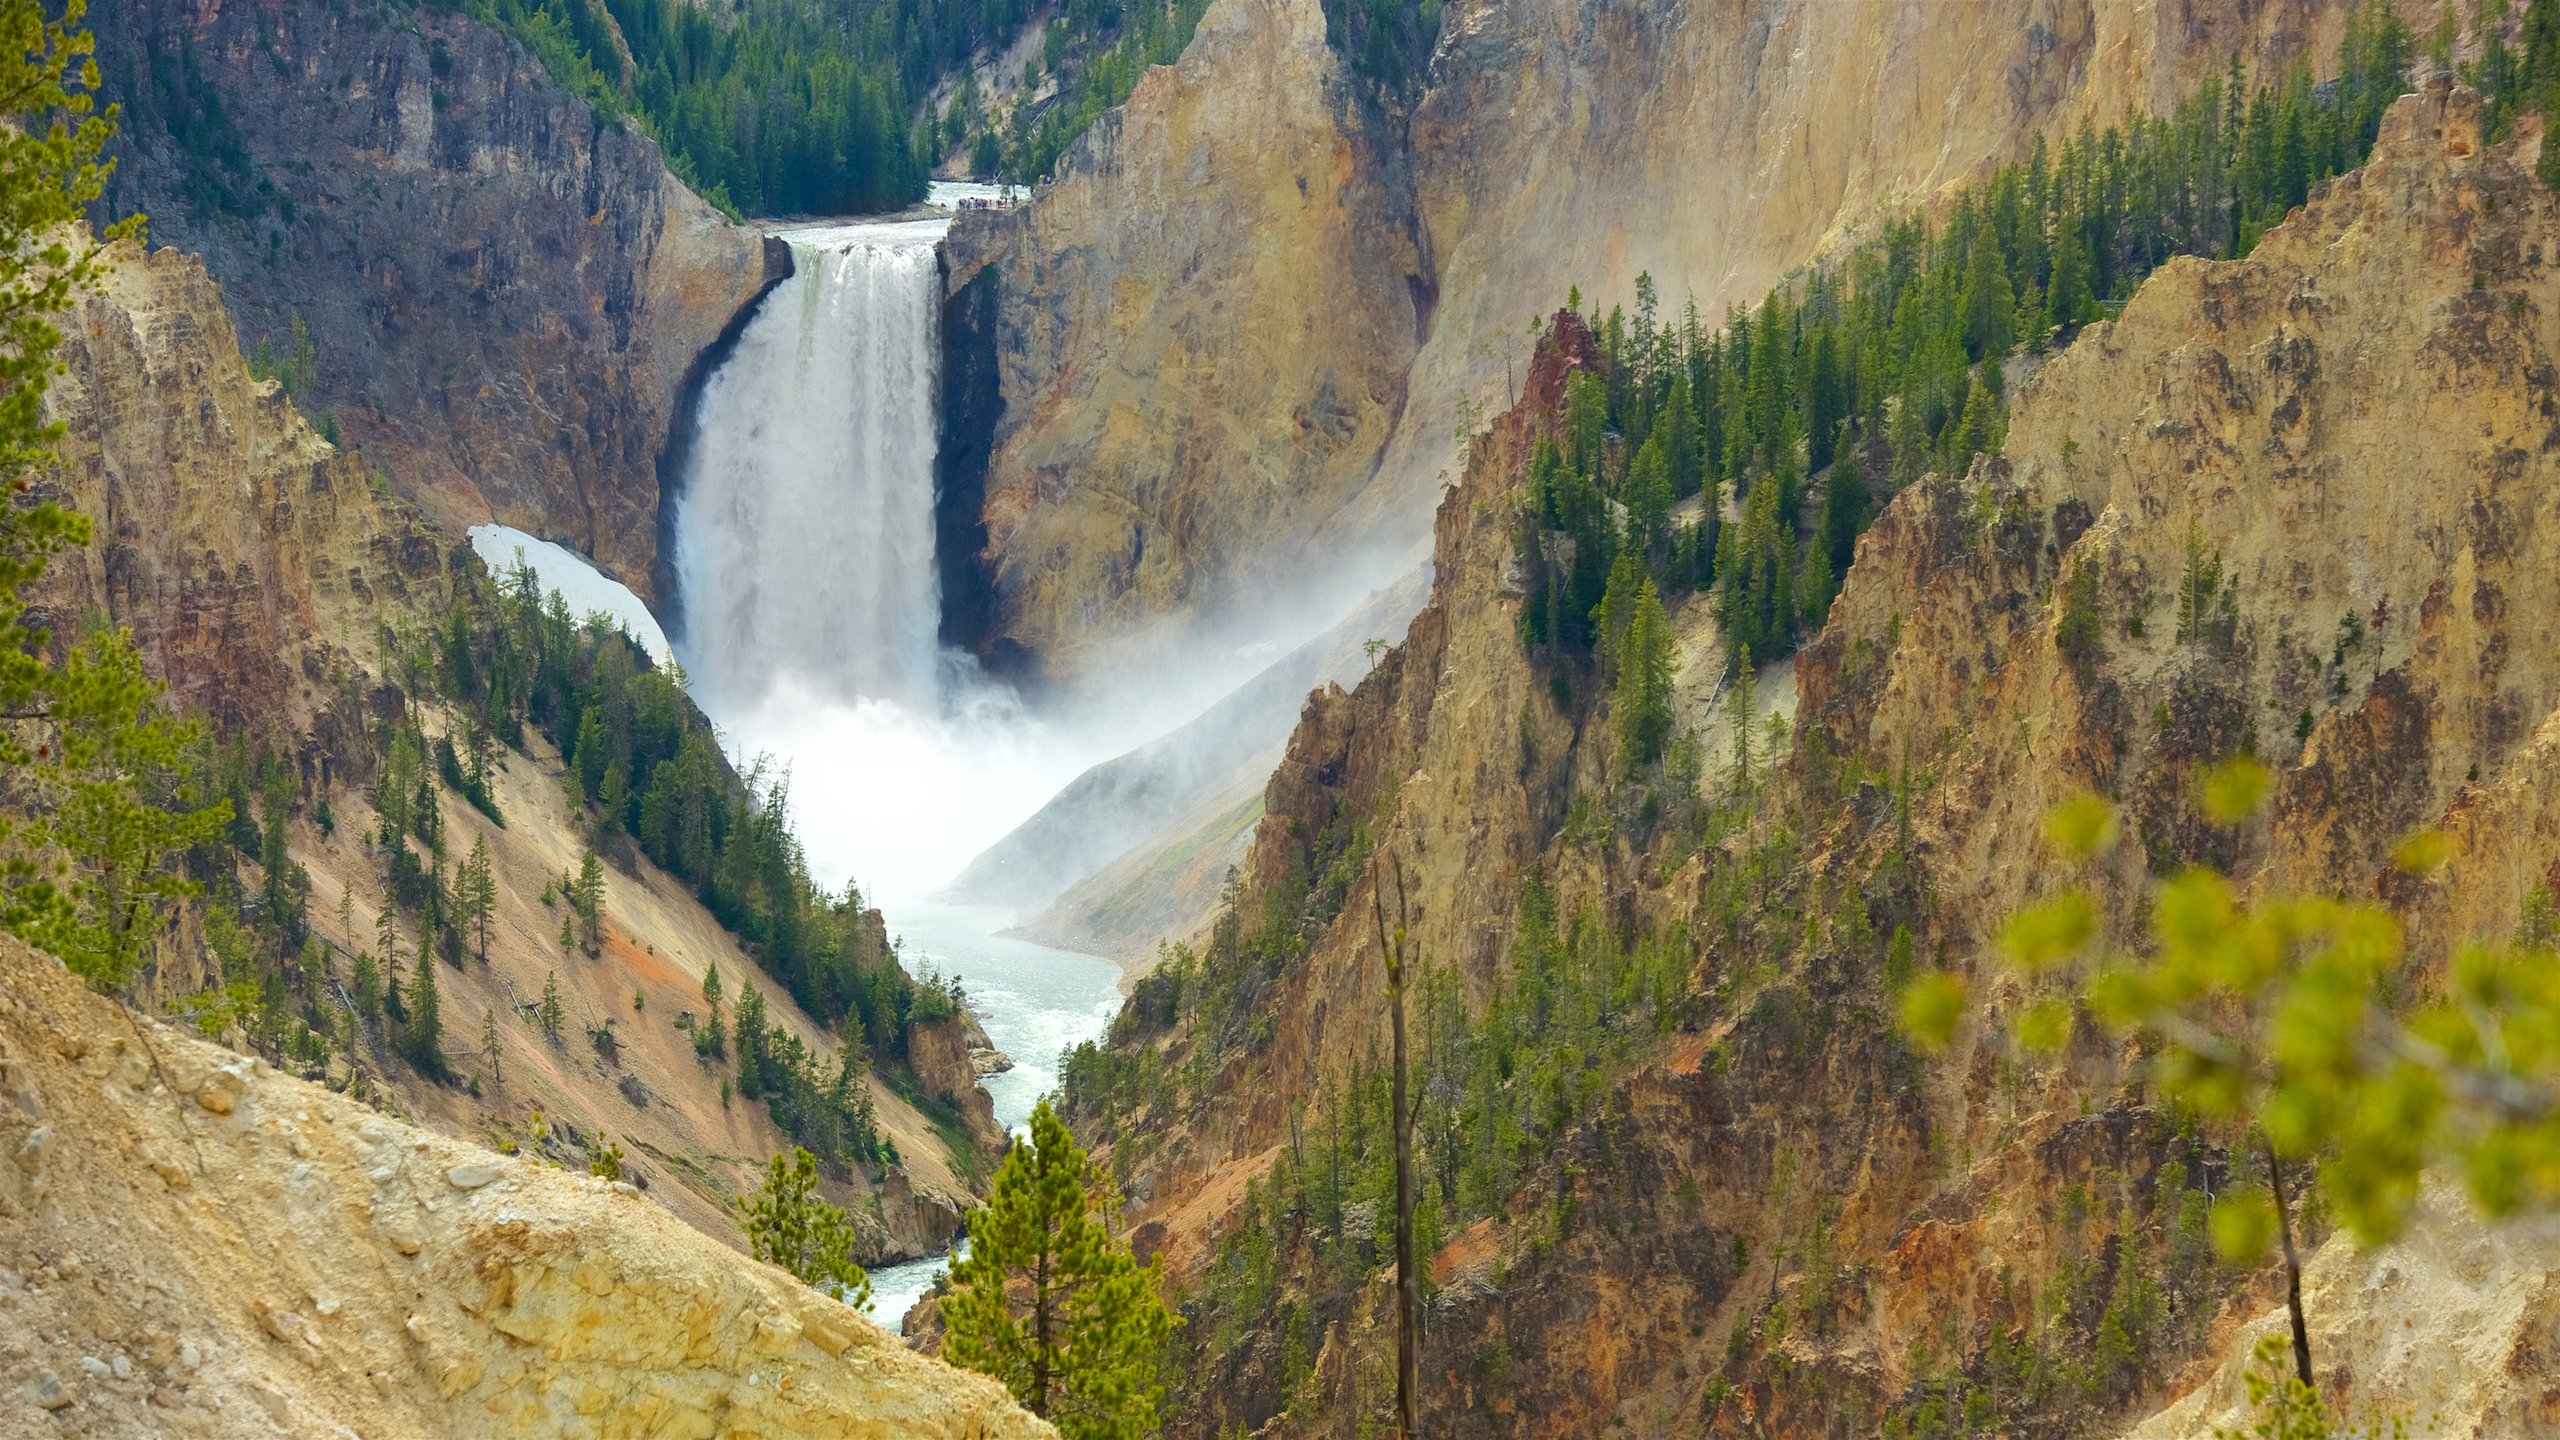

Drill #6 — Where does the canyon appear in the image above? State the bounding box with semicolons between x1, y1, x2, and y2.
15;0;2560;1435
940;0;2366;687
1054;78;2560;1437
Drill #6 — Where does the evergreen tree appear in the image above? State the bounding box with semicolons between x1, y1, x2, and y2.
1591;548;1646;681
574;846;606;951
351;949;382;1022
943;1102;1178;1439
698;958;729;1059
735;981;771;1097
463;834;496;962
539;968;565;1042
1612;577;1677;766
405;937;444;1077
0;1;230;990
1622;430;1674;561
480;1006;502;1090
571;705;606;807
738;1146;869;1306
1726;645;1757;794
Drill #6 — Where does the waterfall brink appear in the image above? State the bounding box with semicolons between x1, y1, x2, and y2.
675;218;951;711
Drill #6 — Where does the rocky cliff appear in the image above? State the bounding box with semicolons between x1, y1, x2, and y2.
943;0;2365;683
0;934;1049;1438
39;238;997;1267
92;0;785;599
1057;81;2560;1437
44;241;457;742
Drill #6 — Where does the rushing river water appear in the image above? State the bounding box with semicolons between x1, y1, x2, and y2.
857;904;1121;1331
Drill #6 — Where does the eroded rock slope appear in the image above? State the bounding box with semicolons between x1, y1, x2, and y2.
0;935;1049;1438
946;0;2361;681
92;0;783;598
1060;81;2560;1437
37;239;997;1266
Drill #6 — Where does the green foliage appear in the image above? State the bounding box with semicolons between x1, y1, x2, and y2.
465;0;1225;208
738;1145;870;1307
571;844;605;951
1521;0;2414;669
1002;0;1213;182
1609;573;1678;766
403;925;445;1076
1918;767;2560;1248
588;1132;626;1181
1319;0;1441;97
2214;1335;2408;1439
730;980;887;1171
0;1;227;990
943;1102;1177;1438
414;559;917;1042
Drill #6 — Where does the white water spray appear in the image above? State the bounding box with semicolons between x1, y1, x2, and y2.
672;211;1111;904
676;220;948;711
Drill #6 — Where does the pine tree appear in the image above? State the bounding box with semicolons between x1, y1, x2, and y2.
1623;430;1674;560
735;982;771;1097
738;1146;869;1306
1726;645;1757;795
0;0;228;990
1613;577;1677;766
1591;547;1646;681
589;1133;627;1182
480;1006;501;1090
698;960;729;1060
382;937;409;1027
463;834;495;962
574;846;605;951
571;705;606;806
405;938;444;1077
539;969;565;1042
943;1102;1179;1439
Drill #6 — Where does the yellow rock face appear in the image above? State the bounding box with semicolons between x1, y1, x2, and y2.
951;0;2353;680
0;935;1053;1439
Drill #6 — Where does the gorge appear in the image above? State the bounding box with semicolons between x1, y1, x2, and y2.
19;0;2560;1435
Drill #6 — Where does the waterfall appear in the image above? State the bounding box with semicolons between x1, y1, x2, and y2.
671;211;1111;903
674;217;953;712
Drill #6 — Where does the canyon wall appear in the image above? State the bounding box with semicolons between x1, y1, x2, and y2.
1062;82;2560;1437
0;934;1049;1438
38;238;997;1265
92;0;784;599
946;0;2364;683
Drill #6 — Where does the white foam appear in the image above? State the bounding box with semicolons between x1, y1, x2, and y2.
465;524;674;669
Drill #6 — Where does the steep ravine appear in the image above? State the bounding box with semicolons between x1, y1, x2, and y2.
1058;81;2560;1437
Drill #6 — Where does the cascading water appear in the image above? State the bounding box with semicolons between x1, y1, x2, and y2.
672;211;1095;905
671;198;1120;1331
675;219;949;711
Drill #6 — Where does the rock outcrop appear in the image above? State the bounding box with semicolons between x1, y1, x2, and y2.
43;241;457;741
945;0;2357;682
1064;81;2560;1437
0;934;1050;1438
93;0;784;598
940;0;1428;682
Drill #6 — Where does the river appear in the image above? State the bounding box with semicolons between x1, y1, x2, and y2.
860;902;1121;1331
